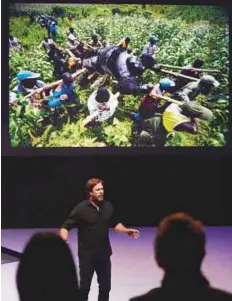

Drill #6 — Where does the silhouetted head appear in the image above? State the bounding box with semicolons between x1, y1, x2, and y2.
155;212;206;273
16;232;79;301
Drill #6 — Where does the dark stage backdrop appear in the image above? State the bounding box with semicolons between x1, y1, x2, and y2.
1;155;231;228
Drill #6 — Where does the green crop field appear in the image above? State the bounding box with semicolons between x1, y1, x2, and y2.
9;4;229;147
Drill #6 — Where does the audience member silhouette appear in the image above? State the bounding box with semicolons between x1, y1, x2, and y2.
16;231;80;301
130;212;232;301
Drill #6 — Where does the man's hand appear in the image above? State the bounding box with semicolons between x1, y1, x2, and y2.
99;104;110;111
60;94;68;101
36;87;45;94
126;229;140;239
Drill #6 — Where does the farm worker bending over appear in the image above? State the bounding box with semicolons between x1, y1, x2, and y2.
174;58;205;90
130;78;176;121
173;75;219;121
83;87;119;126
47;73;77;108
14;70;46;97
132;102;200;147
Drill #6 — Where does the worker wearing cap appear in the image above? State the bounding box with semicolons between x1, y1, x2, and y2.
130;78;175;121
141;35;159;58
140;35;162;73
47;72;77;108
173;75;219;121
14;70;46;97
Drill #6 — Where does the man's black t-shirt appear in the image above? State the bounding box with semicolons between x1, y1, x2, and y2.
62;200;120;259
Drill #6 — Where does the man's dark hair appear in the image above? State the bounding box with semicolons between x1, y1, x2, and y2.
85;178;104;196
192;59;204;68
69;27;74;33
155;212;206;272
96;87;110;103
62;72;74;85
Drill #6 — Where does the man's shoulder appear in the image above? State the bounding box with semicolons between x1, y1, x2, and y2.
78;200;88;207
207;287;232;300
181;81;198;93
129;287;232;301
130;288;162;301
71;200;87;211
104;200;113;207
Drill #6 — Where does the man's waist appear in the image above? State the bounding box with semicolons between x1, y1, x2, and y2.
78;244;112;258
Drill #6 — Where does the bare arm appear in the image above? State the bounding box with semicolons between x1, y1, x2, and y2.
60;228;69;242
114;223;129;234
114;223;140;239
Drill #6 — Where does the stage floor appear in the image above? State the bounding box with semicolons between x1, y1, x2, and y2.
2;227;232;301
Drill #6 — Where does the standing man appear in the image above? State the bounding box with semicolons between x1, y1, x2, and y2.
60;178;140;301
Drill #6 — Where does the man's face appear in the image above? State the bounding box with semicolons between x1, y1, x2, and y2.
200;84;212;95
89;182;104;202
23;79;37;88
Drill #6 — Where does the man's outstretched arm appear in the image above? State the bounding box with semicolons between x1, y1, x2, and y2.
114;223;140;239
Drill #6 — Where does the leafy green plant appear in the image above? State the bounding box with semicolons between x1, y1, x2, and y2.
9;4;229;147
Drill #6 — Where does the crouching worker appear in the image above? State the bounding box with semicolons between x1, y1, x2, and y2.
15;70;46;97
83;87;119;126
132;101;209;147
46;73;78;109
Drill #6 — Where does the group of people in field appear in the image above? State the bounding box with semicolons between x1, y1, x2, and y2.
9;13;222;146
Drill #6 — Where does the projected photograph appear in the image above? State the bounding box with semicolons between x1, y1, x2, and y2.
9;4;229;147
